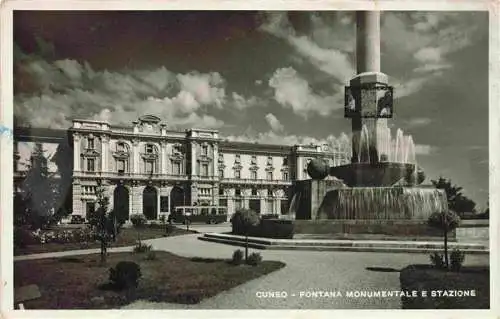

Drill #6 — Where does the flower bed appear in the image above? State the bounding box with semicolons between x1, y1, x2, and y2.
14;226;96;248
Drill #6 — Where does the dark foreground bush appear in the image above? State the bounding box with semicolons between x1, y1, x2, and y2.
109;261;142;290
231;249;244;265
430;252;445;269
247;252;263;266
14;227;37;248
400;264;489;309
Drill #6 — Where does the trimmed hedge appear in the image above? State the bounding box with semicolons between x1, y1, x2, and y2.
231;218;294;239
293;220;452;239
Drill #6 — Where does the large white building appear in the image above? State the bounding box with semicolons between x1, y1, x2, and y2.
13;115;351;221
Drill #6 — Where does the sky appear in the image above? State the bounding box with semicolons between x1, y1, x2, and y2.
13;11;489;208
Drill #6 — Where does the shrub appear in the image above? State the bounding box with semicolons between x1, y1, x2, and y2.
246;252;262;266
109;261;141;289
231;249;244;265
14;227;37;248
230;209;260;235
133;242;152;253
450;249;466;271
130;214;147;227
430;252;445;269
145;251;157;260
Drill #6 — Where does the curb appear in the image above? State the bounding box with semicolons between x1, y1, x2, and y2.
198;234;489;255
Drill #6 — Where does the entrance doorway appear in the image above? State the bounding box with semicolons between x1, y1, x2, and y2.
143;186;158;220
170;186;185;213
249;199;261;214
113;185;130;222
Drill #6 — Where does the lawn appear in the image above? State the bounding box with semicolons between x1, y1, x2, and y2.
14;251;286;309
400;264;489;309
14;225;196;256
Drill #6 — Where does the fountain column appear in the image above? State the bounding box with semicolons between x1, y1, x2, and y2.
350;11;389;164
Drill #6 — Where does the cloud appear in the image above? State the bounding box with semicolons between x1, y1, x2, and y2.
414;47;442;64
268;67;343;118
260;12;355;83
14;51;230;130
265;113;284;132
176;71;226;108
231;92;259;110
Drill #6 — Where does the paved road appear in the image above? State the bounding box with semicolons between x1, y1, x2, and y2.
121;234;489;309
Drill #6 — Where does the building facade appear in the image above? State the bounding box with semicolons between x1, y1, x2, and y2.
13;115;351;221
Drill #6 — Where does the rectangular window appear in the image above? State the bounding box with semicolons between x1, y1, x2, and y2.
87;158;95;172
267;199;274;214
117;142;125;152
172;161;181;175
146;144;154;154
201;163;209;176
86;202;95;218
219;169;224;178
251;156;257;164
219;199;227;207
251;170;257;180
160;196;169;212
87;138;94;149
267;156;273;166
202;145;208;156
117;160;125;173
219;188;224;195
235;170;241;179
145;161;154;174
235;154;241;163
282;171;289;180
267;171;273;180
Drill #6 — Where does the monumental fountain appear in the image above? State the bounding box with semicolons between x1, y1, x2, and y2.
289;12;448;238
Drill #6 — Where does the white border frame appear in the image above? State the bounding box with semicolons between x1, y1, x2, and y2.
1;1;498;318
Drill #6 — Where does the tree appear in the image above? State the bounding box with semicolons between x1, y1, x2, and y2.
230;209;260;262
18;143;61;229
428;210;461;269
88;181;113;263
431;177;476;214
130;214;147;243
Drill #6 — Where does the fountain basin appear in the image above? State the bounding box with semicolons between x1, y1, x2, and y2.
318;186;447;220
329;162;416;187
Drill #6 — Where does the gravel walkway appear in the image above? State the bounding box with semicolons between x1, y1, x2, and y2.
119;234;489;309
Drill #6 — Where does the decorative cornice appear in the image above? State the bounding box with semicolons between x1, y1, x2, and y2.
265;166;275;172
170;153;184;161
112;151;130;159
197;155;212;163
249;165;259;171
233;164;243;170
81;149;100;157
141;153;158;161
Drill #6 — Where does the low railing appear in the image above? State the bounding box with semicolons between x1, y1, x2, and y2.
220;178;292;186
73;171;189;181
